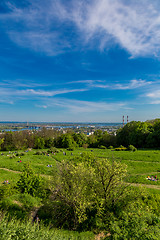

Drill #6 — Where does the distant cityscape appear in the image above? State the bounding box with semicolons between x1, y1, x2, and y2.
0;122;123;135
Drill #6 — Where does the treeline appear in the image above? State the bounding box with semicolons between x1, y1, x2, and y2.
0;128;116;151
1;119;160;150
116;119;160;148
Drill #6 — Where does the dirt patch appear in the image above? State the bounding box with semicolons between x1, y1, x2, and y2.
127;182;160;189
95;232;110;240
0;167;21;174
12;200;23;207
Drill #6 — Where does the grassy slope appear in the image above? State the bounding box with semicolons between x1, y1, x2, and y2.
1;148;160;189
1;148;160;238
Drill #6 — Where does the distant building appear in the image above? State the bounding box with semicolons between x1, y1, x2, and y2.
87;132;94;136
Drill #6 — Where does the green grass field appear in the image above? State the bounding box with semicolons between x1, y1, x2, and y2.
1;148;160;191
1;147;160;239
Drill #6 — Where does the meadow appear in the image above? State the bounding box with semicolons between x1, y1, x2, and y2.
1;147;160;239
1;148;160;190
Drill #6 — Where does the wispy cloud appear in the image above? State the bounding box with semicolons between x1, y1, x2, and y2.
17;88;88;97
147;90;160;99
113;79;152;90
145;86;160;104
1;0;160;57
68;79;152;90
37;98;127;113
0;79;50;88
68;80;104;84
8;31;70;56
75;0;160;57
0;85;88;105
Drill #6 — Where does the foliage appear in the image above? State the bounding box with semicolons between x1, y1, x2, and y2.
34;137;45;149
116;121;152;148
0;184;16;199
98;145;106;149
47;147;59;153
73;133;87;147
55;133;77;149
127;145;137;151
109;203;160;240
0;215;94;240
45;137;54;148
82;143;89;149
0;120;160;151
108;145;114;149
16;163;49;198
50;157;127;230
34;151;43;155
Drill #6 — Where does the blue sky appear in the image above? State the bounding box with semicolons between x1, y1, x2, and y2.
1;0;160;122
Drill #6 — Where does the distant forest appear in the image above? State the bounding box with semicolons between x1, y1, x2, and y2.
0;119;160;150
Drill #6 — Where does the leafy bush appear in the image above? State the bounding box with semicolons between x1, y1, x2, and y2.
98;145;106;149
16;152;25;157
34;151;43;155
108;146;114;149
0;184;16;199
47;147;60;154
50;158;127;230
82;143;89;149
127;145;137;151
119;145;125;148
67;147;75;151
109;207;160;240
16;163;49;199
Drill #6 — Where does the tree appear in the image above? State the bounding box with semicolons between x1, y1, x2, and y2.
34;137;45;149
45;137;54;148
50;157;127;230
73;133;87;147
1;132;15;151
55;133;77;149
116;121;151;148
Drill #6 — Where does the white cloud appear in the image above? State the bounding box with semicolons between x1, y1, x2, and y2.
39;98;126;113
145;88;160;104
0;85;88;105
68;80;104;84
113;79;152;90
1;0;160;57
147;90;160;99
68;79;152;90
9;31;70;56
16;88;88;96
0;79;49;88
149;100;160;104
77;0;160;57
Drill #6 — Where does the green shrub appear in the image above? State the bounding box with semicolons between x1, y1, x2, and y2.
16;163;49;199
34;151;43;155
98;145;106;149
67;147;75;151
128;145;137;151
82;143;89;149
47;147;60;154
0;184;16;199
16;152;25;157
108;145;114;149
119;145;125;148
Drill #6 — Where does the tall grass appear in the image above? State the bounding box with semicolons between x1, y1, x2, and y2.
0;216;94;240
